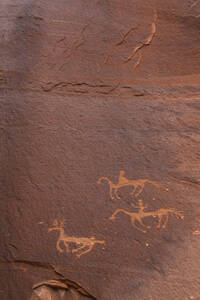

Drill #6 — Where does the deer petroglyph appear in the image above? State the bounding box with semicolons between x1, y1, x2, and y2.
48;220;105;258
98;170;162;200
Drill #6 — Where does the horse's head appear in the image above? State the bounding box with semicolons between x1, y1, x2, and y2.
97;177;109;184
175;211;184;220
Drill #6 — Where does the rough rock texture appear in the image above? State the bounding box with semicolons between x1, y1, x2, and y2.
1;0;200;299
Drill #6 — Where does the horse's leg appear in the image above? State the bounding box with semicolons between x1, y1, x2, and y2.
162;213;169;228
137;217;151;229
109;185;115;200
135;184;144;197
63;241;70;252
72;243;85;253
77;244;93;258
131;217;147;233
57;240;64;253
114;188;121;200
130;184;136;195
157;214;163;228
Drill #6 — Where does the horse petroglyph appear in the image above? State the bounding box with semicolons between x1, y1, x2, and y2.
48;220;105;258
109;199;184;233
98;170;162;200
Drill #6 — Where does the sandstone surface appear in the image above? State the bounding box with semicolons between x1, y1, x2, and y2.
1;0;200;299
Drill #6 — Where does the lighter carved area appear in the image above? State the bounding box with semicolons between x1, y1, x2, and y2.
48;220;105;258
98;170;162;200
109;199;184;233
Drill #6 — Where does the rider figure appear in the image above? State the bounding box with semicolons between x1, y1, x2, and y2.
118;170;129;184
131;199;148;216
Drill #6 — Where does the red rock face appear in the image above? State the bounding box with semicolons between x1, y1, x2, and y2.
1;0;200;299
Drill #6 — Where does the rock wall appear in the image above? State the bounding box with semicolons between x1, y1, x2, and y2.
1;0;200;299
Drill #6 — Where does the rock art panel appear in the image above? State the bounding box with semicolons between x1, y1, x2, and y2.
1;0;200;299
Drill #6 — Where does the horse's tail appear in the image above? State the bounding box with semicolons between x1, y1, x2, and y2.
91;237;105;244
97;176;110;185
146;180;163;188
96;240;105;245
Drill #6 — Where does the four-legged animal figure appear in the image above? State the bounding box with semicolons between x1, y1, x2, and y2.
109;199;184;233
48;220;105;258
47;171;183;256
98;170;162;200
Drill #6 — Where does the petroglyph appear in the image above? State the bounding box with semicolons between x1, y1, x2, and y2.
98;170;162;200
48;220;105;258
109;199;184;233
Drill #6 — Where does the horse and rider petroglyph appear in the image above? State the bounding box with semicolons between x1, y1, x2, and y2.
109;199;184;233
48;220;105;258
98;170;162;200
45;170;184;258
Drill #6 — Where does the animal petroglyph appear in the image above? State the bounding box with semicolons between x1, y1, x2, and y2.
109;199;184;233
48;220;105;258
98;170;162;200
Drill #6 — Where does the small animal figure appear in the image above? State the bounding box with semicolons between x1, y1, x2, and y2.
48;219;105;258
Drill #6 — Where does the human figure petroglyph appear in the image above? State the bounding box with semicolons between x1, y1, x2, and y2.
98;170;162;200
109;199;184;233
48;220;105;258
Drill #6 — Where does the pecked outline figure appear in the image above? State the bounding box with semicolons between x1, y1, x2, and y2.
109;199;184;233
48;219;105;258
98;170;162;200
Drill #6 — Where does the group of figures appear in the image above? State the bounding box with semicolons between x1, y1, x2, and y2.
48;170;184;257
